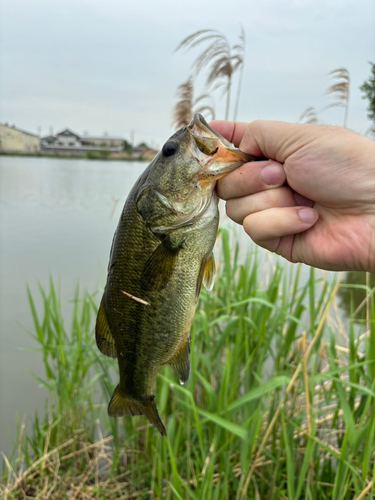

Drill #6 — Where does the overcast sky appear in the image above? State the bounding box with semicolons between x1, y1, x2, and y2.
1;0;374;148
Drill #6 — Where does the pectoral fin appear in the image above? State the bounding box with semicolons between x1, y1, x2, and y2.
108;385;167;436
140;235;181;291
95;298;117;359
196;252;216;299
168;339;191;384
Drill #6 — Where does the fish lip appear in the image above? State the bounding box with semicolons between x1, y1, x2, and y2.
188;113;233;148
188;113;254;180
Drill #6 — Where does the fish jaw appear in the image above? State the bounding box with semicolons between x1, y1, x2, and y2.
188;113;255;181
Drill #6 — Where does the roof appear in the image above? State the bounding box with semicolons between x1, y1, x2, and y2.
54;129;123;141
56;128;81;139
83;135;124;141
0;123;39;138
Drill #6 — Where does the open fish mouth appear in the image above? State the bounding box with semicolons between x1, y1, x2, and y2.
187;113;257;180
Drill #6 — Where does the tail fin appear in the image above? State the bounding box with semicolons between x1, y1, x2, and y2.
108;385;167;436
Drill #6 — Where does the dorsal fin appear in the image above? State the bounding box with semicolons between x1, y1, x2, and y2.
95;297;117;359
168;339;191;384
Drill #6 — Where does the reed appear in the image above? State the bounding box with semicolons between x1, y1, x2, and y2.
325;67;350;127
176;28;245;120
299;106;319;124
172;77;215;130
1;230;375;500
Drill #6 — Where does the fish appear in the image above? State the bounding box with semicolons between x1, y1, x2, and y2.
95;113;261;436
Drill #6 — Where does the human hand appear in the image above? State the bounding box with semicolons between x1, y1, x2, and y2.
211;120;375;273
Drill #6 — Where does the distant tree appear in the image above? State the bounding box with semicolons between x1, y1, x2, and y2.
360;62;375;125
137;142;149;149
123;139;132;155
172;77;215;129
325;67;350;127
176;27;245;120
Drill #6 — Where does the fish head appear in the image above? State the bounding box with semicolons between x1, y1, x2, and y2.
136;113;255;232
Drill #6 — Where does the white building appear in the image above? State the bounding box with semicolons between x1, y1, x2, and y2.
41;129;123;154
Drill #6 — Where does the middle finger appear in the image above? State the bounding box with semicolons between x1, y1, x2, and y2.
226;186;304;225
217;160;285;200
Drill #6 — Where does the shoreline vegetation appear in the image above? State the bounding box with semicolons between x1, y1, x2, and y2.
1;230;375;499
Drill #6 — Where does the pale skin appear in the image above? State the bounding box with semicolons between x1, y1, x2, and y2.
210;120;375;273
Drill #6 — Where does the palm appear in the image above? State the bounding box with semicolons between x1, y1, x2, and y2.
287;207;374;271
275;141;375;271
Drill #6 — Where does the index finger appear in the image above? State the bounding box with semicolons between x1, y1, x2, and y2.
211;120;328;164
209;120;250;148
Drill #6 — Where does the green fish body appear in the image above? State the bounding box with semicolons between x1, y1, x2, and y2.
95;114;257;435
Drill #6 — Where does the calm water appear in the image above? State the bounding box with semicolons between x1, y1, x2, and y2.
0;156;150;455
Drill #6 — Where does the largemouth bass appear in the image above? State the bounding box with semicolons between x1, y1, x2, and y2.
95;114;260;435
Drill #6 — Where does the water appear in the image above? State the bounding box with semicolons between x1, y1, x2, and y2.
0;156;149;455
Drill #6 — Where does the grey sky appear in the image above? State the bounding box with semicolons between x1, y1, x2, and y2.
1;0;374;148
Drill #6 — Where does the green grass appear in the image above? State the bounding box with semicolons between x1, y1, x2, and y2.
1;229;375;499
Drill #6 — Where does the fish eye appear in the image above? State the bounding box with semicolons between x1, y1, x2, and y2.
162;141;178;157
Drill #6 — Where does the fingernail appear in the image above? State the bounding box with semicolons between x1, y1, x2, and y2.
261;164;285;186
298;208;318;224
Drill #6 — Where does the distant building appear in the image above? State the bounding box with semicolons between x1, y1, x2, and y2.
0;124;40;153
41;129;123;154
132;144;158;159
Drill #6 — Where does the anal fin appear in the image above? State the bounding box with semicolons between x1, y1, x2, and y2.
95;297;117;359
168;339;191;385
108;385;166;436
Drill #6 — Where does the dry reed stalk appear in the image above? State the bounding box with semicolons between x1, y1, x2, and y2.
348;285;375;323
61;436;113;461
72;458;98;500
354;479;374;500
302;331;314;483
16;417;26;479
251;476;261;500
8;437;76;493
201;440;215;476
240;276;343;499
